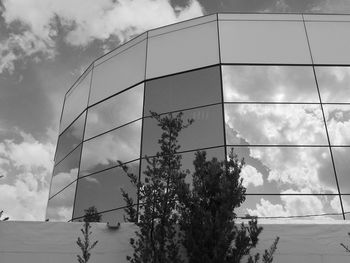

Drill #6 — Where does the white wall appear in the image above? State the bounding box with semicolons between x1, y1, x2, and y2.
1;220;350;263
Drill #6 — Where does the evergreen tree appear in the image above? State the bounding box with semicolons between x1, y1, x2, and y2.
122;111;192;263
122;112;279;263
76;208;99;263
179;149;279;263
83;206;101;223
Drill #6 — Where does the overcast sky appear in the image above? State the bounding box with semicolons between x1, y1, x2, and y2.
1;0;350;221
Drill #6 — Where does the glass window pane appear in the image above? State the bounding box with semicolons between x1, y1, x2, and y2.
142;105;224;157
225;104;328;145
237;195;343;220
49;145;81;198
222;66;319;103
306;22;350;64
324;105;350;145
73;161;139;220
219;21;311;64
332;147;350;194
55;112;85;163
80;121;142;176
146;21;219;79
144;67;221;115
315;67;350;103
60;69;91;133
89;40;146;105
46;181;76;222
140;147;225;185
85;84;144;140
229;146;337;194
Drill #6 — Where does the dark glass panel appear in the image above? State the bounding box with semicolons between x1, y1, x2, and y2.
80;121;142;176
222;66;319;103
144;66;221;116
224;104;328;145
323;105;350;146
140;147;225;185
73;161;139;220
332;147;350;194
46;181;76;222
89;40;146;105
142;105;224;157
237;194;343;220
315;67;350;103
60;69;91;133
49;145;81;198
85;84;143;140
55;112;85;163
228;146;337;194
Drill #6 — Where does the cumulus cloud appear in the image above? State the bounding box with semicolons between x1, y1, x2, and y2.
49;168;78;198
0;130;55;220
0;0;204;73
46;182;76;221
324;105;350;145
241;165;263;188
222;66;318;103
247;190;327;219
225;102;340;195
0;31;55;74
80;121;141;176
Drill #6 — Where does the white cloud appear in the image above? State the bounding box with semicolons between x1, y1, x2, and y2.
0;0;204;73
324;105;350;145
0;130;55;220
0;31;55;74
3;131;54;172
241;165;263;188
247;190;326;219
80;121;141;176
226;104;338;194
49;168;78;198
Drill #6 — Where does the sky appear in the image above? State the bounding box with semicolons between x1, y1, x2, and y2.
1;0;350;221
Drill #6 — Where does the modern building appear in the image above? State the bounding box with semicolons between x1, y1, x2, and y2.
47;13;350;222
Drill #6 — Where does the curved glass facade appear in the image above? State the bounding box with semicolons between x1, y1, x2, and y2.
47;13;350;222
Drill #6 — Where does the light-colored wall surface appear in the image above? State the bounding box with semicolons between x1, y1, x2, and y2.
1;221;350;263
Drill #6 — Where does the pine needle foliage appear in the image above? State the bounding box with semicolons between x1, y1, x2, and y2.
76;209;99;263
179;150;279;263
83;206;101;223
122;112;279;263
123;111;193;263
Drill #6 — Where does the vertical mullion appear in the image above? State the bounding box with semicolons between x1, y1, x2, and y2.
302;14;345;220
136;32;149;222
216;14;228;160
71;65;94;222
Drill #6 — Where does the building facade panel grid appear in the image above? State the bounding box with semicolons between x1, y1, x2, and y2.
47;13;350;221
